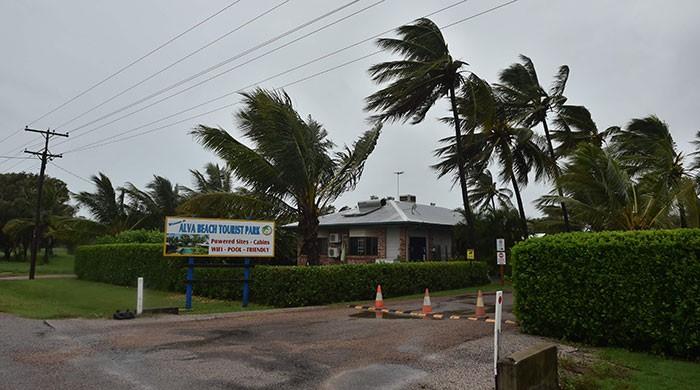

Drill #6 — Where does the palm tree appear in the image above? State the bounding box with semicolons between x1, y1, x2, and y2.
610;115;697;227
364;18;476;253
74;173;135;233
469;170;513;212
185;163;234;194
435;75;549;236
551;105;618;157
538;143;677;230
123;176;184;230
496;55;572;231
192;88;381;265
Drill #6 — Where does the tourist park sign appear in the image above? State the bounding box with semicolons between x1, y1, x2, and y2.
164;217;275;257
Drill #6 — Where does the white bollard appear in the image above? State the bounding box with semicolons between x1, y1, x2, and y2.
493;290;503;379
136;277;144;316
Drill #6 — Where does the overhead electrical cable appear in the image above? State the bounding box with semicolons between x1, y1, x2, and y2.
26;0;245;127
49;161;94;184
59;0;521;156
53;0;372;149
1;0;246;159
52;0;293;132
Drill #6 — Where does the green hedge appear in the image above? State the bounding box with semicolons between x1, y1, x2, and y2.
512;229;700;358
94;229;163;244
76;244;489;307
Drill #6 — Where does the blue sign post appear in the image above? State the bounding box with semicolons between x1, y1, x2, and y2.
185;257;194;310
242;258;251;307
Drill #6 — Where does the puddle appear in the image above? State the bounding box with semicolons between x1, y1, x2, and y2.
350;311;418;320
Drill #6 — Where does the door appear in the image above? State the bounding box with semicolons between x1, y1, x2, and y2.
408;237;426;261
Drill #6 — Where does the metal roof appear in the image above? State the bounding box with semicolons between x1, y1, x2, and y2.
285;200;463;228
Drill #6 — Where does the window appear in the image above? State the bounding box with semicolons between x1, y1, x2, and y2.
318;238;329;255
349;237;378;256
301;238;329;255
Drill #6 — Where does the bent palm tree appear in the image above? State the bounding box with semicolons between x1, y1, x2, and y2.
123;176;184;230
469;170;513;212
538;144;676;230
185;163;234;195
435;75;548;236
496;55;572;231
610;115;697;227
365;18;476;253
74;173;134;233
192;88;381;265
551;105;618;156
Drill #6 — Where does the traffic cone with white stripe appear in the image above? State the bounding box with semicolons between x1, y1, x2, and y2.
475;289;486;317
374;285;385;310
422;288;432;314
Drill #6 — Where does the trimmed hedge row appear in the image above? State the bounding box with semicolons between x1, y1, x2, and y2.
512;229;700;358
76;244;489;307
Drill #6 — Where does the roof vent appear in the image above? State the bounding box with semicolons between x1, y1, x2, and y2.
399;194;416;203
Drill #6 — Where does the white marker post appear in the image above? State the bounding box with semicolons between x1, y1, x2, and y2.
136;277;144;316
493;290;503;385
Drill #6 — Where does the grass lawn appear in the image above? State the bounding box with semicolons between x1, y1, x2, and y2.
560;347;700;389
0;278;270;319
0;248;75;276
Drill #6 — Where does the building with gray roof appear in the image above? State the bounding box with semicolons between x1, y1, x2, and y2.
287;195;463;264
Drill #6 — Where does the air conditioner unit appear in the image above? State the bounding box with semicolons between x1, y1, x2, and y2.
328;247;340;258
329;233;341;243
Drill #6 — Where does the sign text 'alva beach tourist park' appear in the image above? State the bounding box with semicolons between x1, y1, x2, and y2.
164;217;275;257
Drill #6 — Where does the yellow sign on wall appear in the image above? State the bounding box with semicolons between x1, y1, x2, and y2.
466;249;475;260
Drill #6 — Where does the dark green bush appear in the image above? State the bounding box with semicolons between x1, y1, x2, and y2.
94;229;163;244
512;229;700;359
75;243;489;307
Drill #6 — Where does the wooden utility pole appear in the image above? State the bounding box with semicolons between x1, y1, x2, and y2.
24;127;68;280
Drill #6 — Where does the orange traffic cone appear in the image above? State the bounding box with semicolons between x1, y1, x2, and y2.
475;289;486;317
374;285;385;309
422;288;432;314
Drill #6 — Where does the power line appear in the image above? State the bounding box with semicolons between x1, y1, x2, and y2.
25;0;244;127
1;154;35;172
53;0;459;152
0;155;32;160
1;0;248;159
49;161;93;184
60;0;521;156
54;0;371;148
53;0;293;133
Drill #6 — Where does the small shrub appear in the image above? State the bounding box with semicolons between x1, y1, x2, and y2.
75;244;489;307
512;229;700;359
94;229;163;244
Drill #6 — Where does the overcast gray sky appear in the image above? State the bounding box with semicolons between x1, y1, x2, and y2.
1;0;699;217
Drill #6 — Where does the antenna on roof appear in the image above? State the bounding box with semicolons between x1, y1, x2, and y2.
393;171;404;198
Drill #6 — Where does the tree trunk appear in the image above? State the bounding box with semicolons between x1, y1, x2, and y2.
679;202;687;228
299;211;320;266
510;174;529;238
541;120;571;232
449;84;476;257
491;198;496;213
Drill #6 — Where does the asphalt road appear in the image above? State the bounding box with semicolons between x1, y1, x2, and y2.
0;292;554;390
